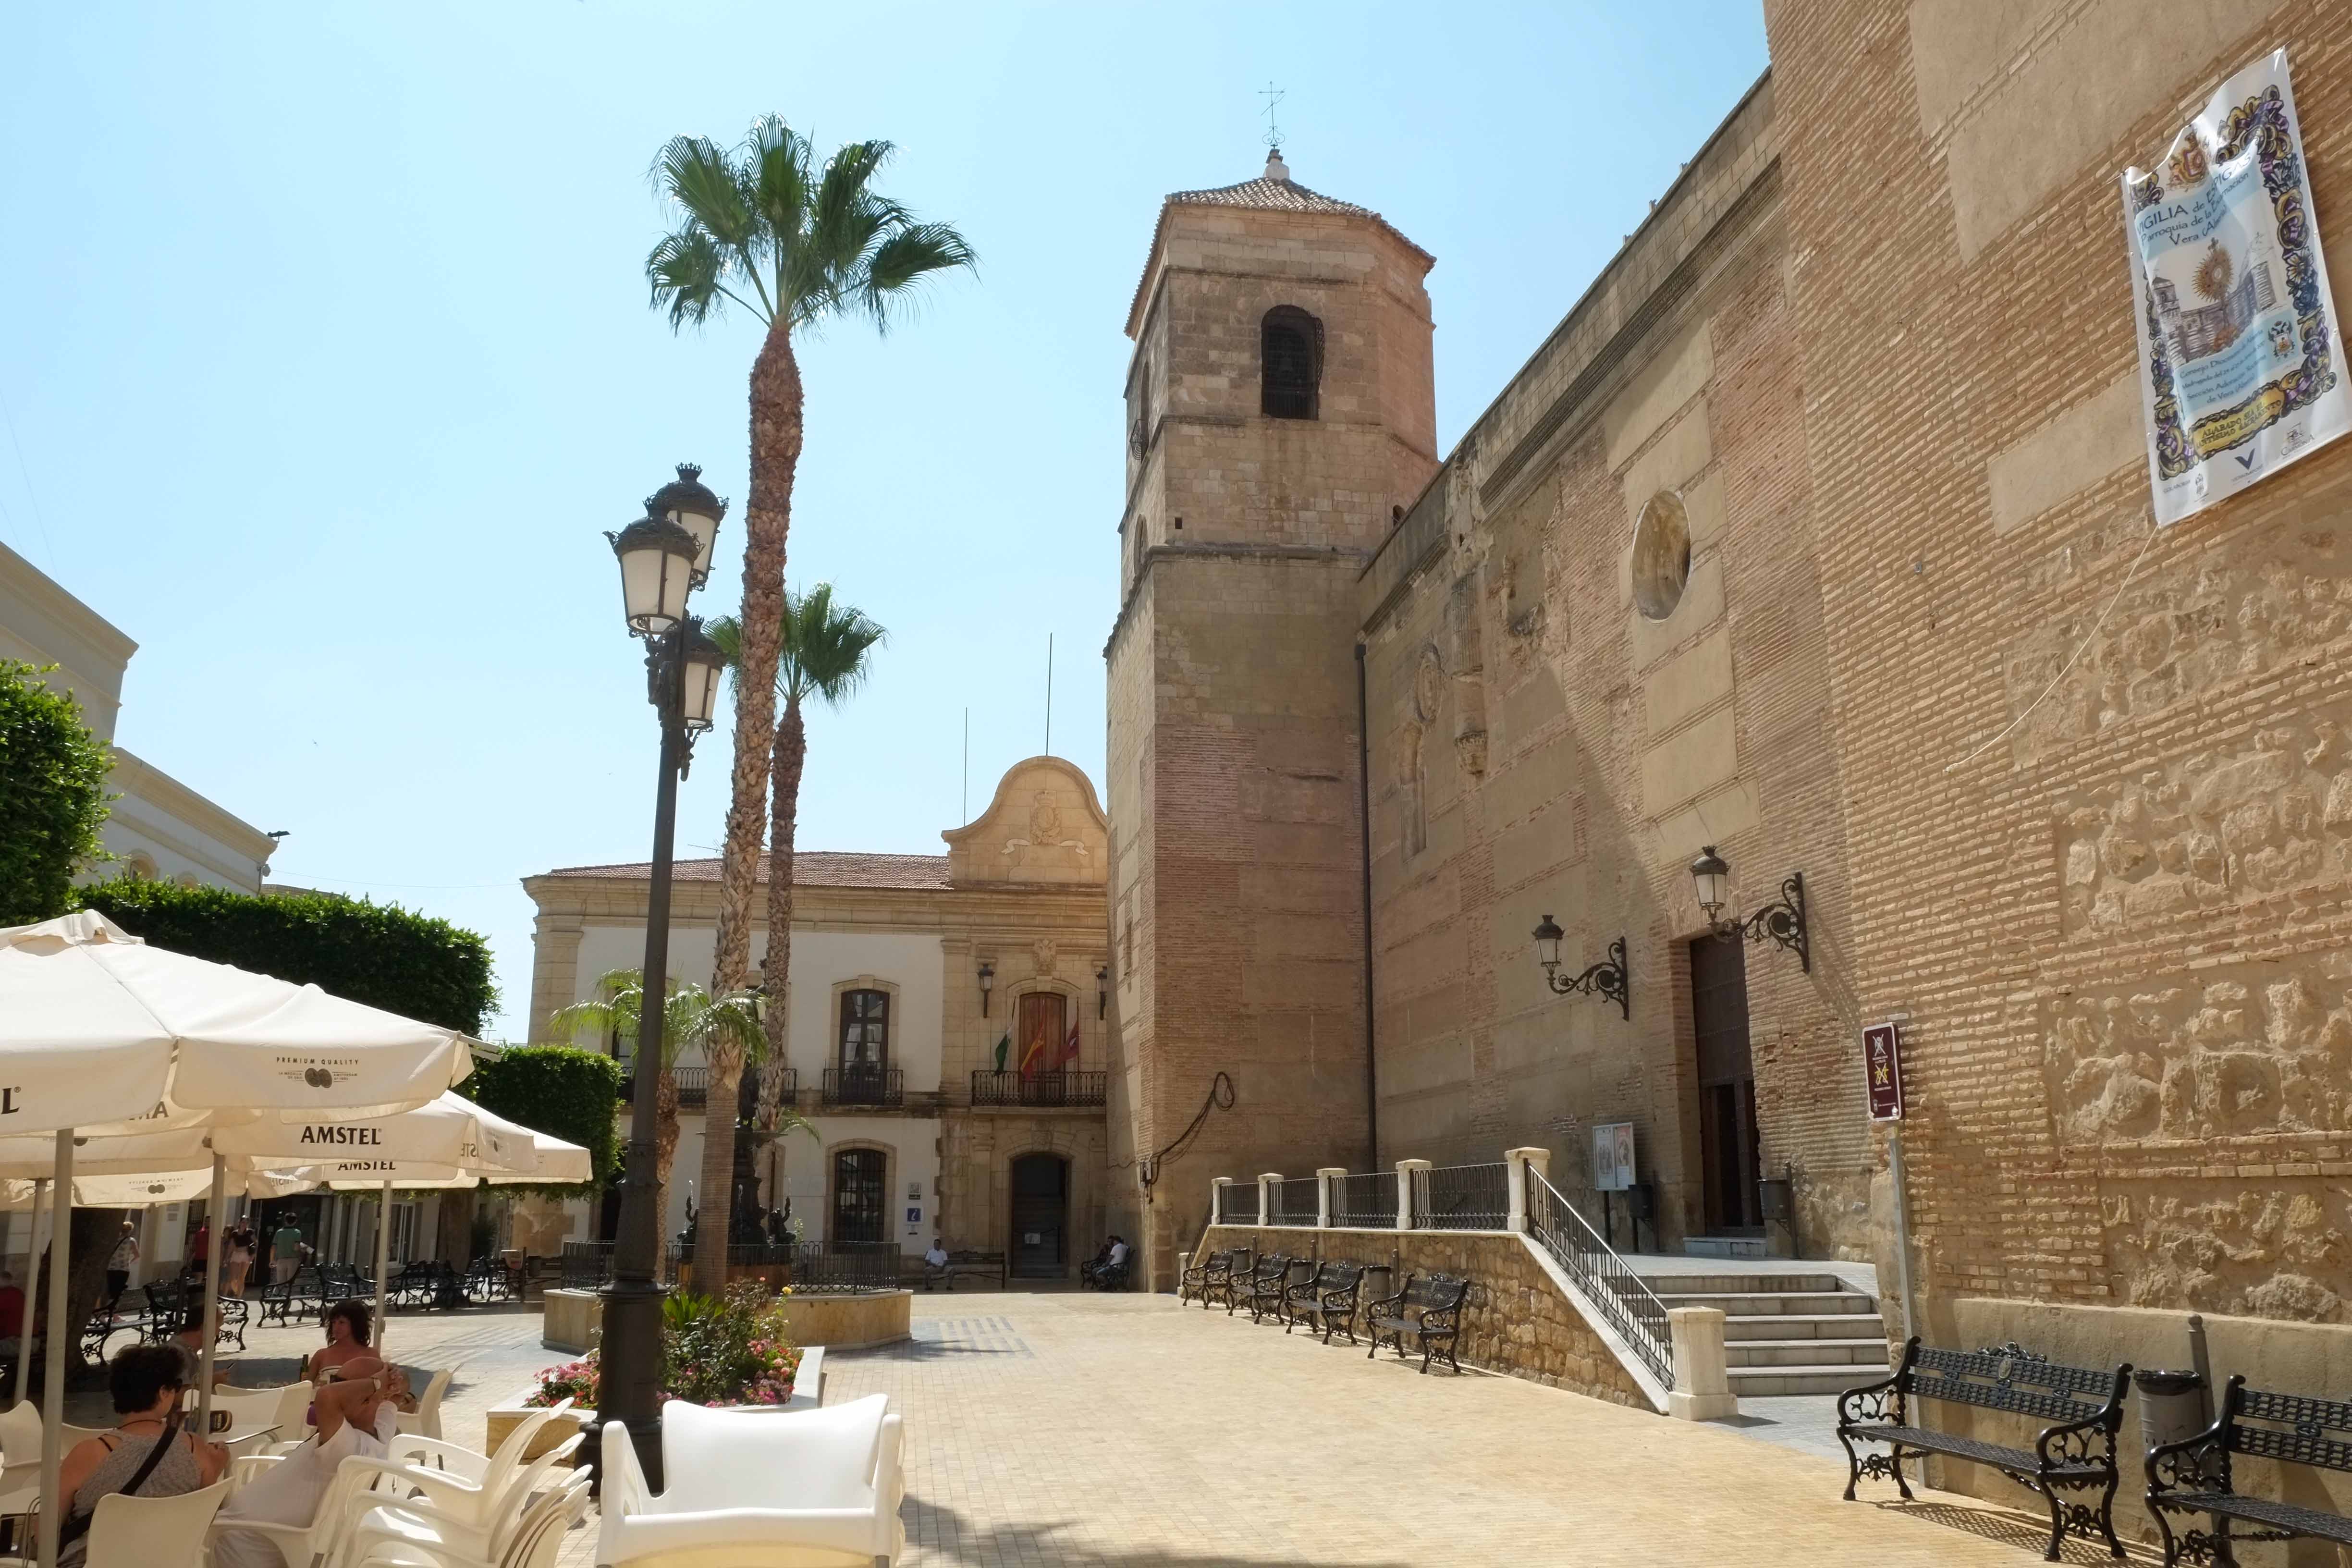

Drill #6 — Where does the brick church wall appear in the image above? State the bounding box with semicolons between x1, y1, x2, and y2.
1761;0;2352;1342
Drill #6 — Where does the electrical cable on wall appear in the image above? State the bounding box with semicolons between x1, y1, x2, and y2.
1946;512;2163;773
1128;1071;1236;1206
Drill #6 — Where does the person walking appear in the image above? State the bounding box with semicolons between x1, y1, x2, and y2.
223;1223;256;1298
271;1217;304;1286
104;1220;140;1303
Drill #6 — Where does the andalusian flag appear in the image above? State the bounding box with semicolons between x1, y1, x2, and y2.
993;1031;1010;1072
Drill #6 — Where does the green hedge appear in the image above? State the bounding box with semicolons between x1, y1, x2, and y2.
0;660;114;925
76;878;497;1036
464;1046;623;1191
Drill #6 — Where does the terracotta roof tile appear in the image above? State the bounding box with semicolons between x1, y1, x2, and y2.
539;851;950;890
1126;155;1433;334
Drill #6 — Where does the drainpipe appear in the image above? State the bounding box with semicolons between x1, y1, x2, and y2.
1356;642;1378;1169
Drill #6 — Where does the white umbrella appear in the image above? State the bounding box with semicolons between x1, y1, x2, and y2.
0;912;476;1568
250;1106;590;1358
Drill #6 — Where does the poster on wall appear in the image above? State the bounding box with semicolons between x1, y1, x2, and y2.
2122;49;2346;526
1591;1122;1635;1192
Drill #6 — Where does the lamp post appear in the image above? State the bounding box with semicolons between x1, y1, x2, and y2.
597;476;728;1491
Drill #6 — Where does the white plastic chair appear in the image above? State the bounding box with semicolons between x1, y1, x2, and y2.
347;1469;590;1568
254;1379;316;1437
331;1401;571;1537
395;1365;459;1441
338;1446;585;1568
598;1395;905;1567
0;1402;42;1527
206;1386;288;1443
208;1447;399;1568
0;1478;230;1568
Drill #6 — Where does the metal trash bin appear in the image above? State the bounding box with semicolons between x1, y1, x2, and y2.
2135;1368;2208;1450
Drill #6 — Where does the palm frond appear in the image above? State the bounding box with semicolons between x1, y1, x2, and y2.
777;582;886;707
646;229;734;330
651;134;759;252
857;221;977;334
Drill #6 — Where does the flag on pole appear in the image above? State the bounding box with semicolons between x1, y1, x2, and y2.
993;1032;1010;1073
1059;1017;1080;1071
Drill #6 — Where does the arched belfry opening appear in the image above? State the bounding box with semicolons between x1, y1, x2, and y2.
1261;305;1323;419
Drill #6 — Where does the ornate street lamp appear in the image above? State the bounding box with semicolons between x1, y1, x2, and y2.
595;466;727;1493
1530;916;1630;1019
648;462;726;588
1096;965;1109;1020
977;960;995;1018
1688;845;1810;972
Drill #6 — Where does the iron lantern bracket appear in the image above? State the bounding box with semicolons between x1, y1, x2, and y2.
1715;871;1810;973
1542;934;1631;1020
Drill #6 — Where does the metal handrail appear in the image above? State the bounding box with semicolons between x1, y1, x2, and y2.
1524;1166;1673;1388
1216;1184;1260;1225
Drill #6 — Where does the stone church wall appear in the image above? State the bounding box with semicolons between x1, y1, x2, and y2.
1357;78;1873;1260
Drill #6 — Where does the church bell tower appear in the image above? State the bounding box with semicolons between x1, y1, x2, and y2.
1103;147;1438;1286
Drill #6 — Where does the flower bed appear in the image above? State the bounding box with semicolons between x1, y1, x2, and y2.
527;1279;804;1409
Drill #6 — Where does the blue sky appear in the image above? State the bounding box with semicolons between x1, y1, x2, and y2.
0;2;1768;1039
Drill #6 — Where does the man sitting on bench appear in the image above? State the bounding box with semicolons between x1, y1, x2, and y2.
1079;1236;1130;1289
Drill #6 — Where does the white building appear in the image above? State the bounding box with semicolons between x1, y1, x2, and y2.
0;538;278;893
523;757;1115;1278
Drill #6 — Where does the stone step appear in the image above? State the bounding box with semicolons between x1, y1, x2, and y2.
1721;1312;1888;1342
1650;1290;1877;1316
1682;1235;1773;1260
1724;1337;1891;1368
1635;1273;1852;1296
1728;1363;1885;1397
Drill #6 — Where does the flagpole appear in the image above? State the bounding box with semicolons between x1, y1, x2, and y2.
1043;635;1053;757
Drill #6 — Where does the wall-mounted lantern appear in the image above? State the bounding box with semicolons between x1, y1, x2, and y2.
978;960;995;1017
1531;916;1630;1020
1689;844;1809;972
1096;965;1109;1019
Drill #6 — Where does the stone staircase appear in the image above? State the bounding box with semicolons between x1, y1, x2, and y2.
1640;1270;1891;1397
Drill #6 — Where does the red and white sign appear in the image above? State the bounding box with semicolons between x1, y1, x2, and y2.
1863;1023;1905;1122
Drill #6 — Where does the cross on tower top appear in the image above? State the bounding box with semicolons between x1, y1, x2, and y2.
1259;81;1284;155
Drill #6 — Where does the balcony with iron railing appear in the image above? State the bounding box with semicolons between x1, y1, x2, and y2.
969;1069;1107;1109
629;1063;798;1115
821;1066;905;1108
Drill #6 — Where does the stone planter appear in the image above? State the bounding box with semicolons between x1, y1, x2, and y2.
488;1346;828;1461
540;1288;910;1355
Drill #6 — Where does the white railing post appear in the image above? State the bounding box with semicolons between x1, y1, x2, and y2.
1315;1167;1344;1228
1396;1158;1430;1230
1506;1146;1547;1232
1210;1176;1233;1226
1667;1307;1737;1421
1258;1172;1281;1226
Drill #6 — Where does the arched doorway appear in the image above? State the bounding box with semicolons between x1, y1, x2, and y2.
832;1148;888;1247
1008;1153;1068;1279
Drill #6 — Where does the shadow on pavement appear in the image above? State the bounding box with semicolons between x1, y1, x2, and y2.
908;1497;1416;1568
1869;1500;2162;1565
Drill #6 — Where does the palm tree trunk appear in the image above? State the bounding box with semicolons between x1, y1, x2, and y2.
691;1043;745;1286
654;1067;681;1212
710;322;804;996
758;697;807;1114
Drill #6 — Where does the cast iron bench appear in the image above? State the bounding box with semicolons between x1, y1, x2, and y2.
1284;1260;1367;1344
1838;1338;2131;1561
1181;1249;1239;1310
2146;1374;2352;1566
1241;1254;1300;1323
921;1249;1004;1291
1204;1246;1253;1313
1367;1272;1469;1373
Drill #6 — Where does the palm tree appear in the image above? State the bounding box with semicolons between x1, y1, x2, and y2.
547;968;765;1209
644;118;971;1019
701;585;885;1281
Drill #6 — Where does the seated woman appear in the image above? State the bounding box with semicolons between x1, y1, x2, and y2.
305;1298;374;1383
55;1343;227;1566
211;1357;413;1568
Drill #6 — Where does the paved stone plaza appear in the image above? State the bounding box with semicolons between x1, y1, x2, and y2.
204;1290;2166;1567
